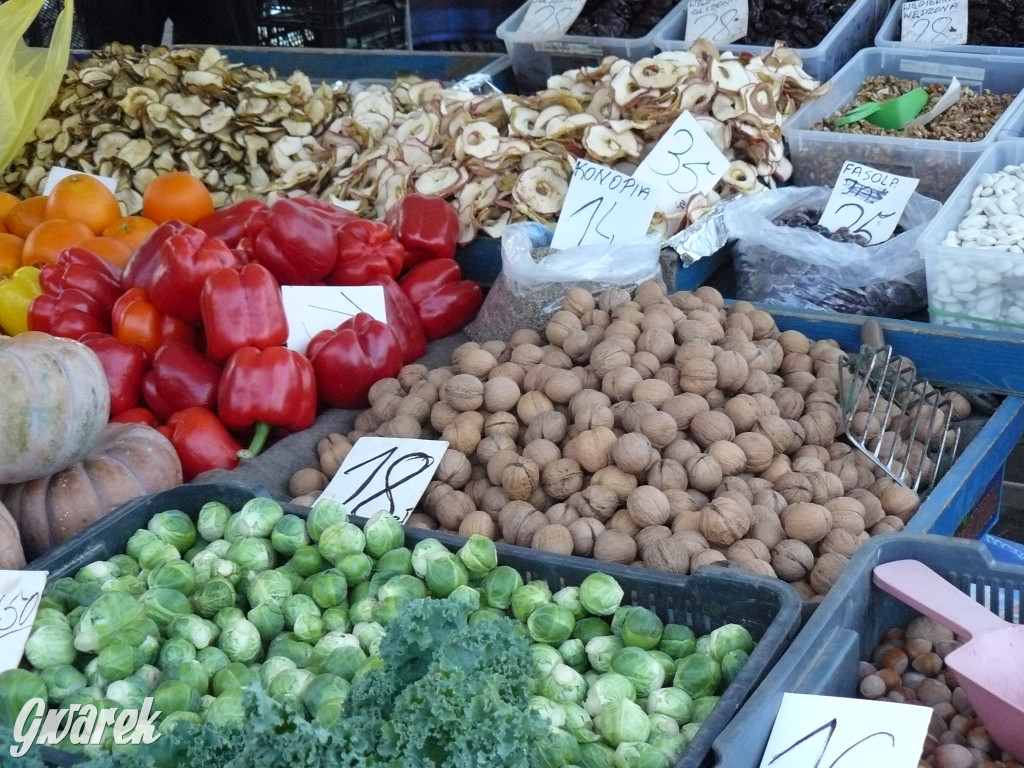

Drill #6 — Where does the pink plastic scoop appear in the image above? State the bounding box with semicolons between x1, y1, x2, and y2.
872;559;1024;760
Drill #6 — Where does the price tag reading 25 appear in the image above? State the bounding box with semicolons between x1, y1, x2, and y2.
0;570;47;673
818;161;919;245
315;437;449;523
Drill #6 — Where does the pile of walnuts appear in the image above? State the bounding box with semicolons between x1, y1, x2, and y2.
289;281;969;599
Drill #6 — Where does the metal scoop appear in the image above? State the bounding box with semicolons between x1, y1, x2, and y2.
873;559;1024;760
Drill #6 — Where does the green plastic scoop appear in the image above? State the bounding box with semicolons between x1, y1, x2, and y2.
833;87;929;131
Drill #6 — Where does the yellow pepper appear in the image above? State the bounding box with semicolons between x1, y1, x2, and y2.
0;266;42;335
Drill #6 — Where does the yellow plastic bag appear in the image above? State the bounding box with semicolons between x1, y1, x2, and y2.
0;0;74;174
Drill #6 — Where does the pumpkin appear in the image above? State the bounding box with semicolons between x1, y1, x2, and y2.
0;332;110;484
0;500;25;569
1;422;183;559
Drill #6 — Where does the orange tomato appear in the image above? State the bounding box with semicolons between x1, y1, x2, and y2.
0;192;19;225
5;196;49;239
0;233;24;277
102;215;158;250
78;236;134;270
21;219;93;267
142;172;214;226
45;174;122;234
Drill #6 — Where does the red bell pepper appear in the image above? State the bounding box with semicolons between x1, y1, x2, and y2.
384;193;459;271
164;406;242;481
291;196;360;230
218;346;317;458
195;199;268;248
111;407;158;427
121;220;190;291
149;226;240;325
250;199;339;285
200;263;289;364
399;258;483;340
27;289;109;339
327;220;405;285
79;332;148;417
112;287;194;358
39;248;123;312
365;275;427;364
141;342;223;422
306;312;403;409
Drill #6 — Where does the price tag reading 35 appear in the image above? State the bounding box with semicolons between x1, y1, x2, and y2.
549;159;657;250
0;570;47;673
900;0;968;45
518;0;587;37
818;161;919;245
684;0;749;44
316;437;448;523
632;111;730;213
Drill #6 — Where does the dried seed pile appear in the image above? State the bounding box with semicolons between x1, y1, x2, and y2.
741;0;856;48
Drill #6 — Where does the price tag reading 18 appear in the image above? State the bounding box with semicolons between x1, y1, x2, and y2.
684;0;749;44
818;161;919;245
900;0;968;45
0;570;47;674
518;0;587;37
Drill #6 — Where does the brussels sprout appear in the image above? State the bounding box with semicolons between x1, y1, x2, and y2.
320;643;367;681
282;593;319;627
213;606;245;632
40;664;87;703
190;578;236;620
293;612;326;645
225;537;276;573
218;618;263;664
646;687;693;724
271;514;309;557
318;522;366;565
586;635;624;673
691;695;720;724
349;581;372;604
204;539;233;558
169;614;220;650
266;633;312;667
475;567;519;612
448;584;482;613
161;710;203;737
410;538;449;577
135;664;161;690
102;675;149;710
60;686;102;710
109;554;141;577
611;647;666;697
204;688;245;729
288;545;325;578
562;699;595;736
247;602;285;642
579;741;617;768
322;606;350;633
707;624;754;663
260;656;298;691
468;607;505;626
423;553;469;599
349;597;377;625
45;576;78;606
694;636;711;657
377;574;427;603
70;580;103;609
532;726;581;768
530;695;567;728
599;698;651;748
307;499;348;542
584;673;636;718
511;582;552;623
575;616;613;643
153;679;201;715
33;606;71;630
0;670;46;726
25;623;75;669
246;569;294;609
538;663;588;706
308;631;358;668
146;560;196;595
371;597;406;627
672;653;721;700
358;509;401;558
298;569;345;611
211;663;253;696
622;608;663;651
190;550;224;584
95;640;136;680
159;637;197;669
528;603;576;645
611;606;637;637
456;534;498;575
226;498;284;541
103;574;147;599
140;587;192;631
530;643;564;678
353;621;386;656
148;510;197;553
559;638;588;672
197;501;231;542
126;529;160;561
84;657;110;689
579;573;624;617
76;560;118;585
612;740;669;768
73;591;146;652
680;721;701;743
196;646;231;678
269;667;314;704
275;564;304;594
337;553;373;585
648;731;689;764
721;649;748;686
165;659;210;695
647;713;680;735
553;586;586;620
303;673;350;718
375;547;413;578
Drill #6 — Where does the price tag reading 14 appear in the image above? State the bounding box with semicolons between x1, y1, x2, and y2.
684;0;748;44
818;162;919;245
518;0;586;37
0;570;47;674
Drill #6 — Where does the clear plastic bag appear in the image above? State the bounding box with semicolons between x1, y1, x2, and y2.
724;186;941;318
465;222;663;341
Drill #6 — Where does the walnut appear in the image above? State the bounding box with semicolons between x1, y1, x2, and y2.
713;349;749;392
678;357;718;396
780;502;833;545
602;366;643;402
443;374;485;411
541;458;584;501
369;376;404;402
733;432;774;473
699;497;751;546
569;389;612;420
879;484;921;522
427;367;454;390
490;362;526;387
460;510;497;539
573;404;615;432
476;434;516;466
800;410;838;447
546;310;584;346
723;394;761;433
605;320;641;345
317;433;352;478
568;517;604;556
568;484;619;522
435;490;475;530
685;453;723;494
483;377;521;413
771;539;814;582
612;433;655;476
289;467;327;499
590;340;631;377
626;485;671;527
442;413;483;455
661;437;699;467
631;351;661;379
727;538;770;563
522;439;562;469
591;466;638;502
806;471;844;505
690;548;728;571
563;427;615;473
635;525;672;560
563;330;597;363
632;378;674;408
820;528;861;559
659;393;708;431
455;348;498;378
395;394;432;424
545;502;580;528
689;410;736;449
407;513;438;530
775;471;813;504
870;515;905;537
532;523;574;554
636;327;676;363
562;287;596;315
480;412;516;442
753;415;795;454
510;343;545;368
436;449;473;489
486;447;522;486
810;552;849;595
593;530;637;564
848;489;885;528
642;537;691;574
634;411;675;450
543;369;583;404
707;440;746;477
824;497;866;535
751;515;787;550
646;459;688;492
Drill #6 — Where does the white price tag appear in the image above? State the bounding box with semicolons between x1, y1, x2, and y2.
818;161;919;245
519;0;587;37
316;437;449;523
685;0;748;43
0;570;47;673
759;693;930;768
281;285;387;355
549;159;657;250
901;0;968;45
632;111;731;212
42;167;118;195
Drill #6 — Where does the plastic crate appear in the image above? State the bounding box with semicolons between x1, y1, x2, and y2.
782;48;1024;202
697;533;1024;768
917;140;1024;333
256;0;405;49
496;0;687;92
29;483;802;768
875;0;1024;58
653;0;889;83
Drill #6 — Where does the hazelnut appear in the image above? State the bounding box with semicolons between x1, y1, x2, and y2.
532;524;574;554
780;502;833;544
593;529;637;564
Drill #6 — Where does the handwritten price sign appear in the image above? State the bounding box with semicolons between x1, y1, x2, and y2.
685;0;748;43
818;161;919;245
0;570;47;673
519;0;587;37
632;110;730;212
759;694;931;768
281;285;387;355
901;0;968;45
316;437;448;523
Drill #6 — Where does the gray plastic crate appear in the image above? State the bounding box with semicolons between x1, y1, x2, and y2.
698;533;1024;768
875;0;1024;59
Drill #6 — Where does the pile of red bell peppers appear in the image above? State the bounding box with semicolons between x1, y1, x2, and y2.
27;194;482;481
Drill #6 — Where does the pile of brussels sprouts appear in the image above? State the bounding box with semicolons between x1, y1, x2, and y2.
2;495;757;765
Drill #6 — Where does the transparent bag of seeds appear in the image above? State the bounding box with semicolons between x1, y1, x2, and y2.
724;186;940;318
465;223;663;342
